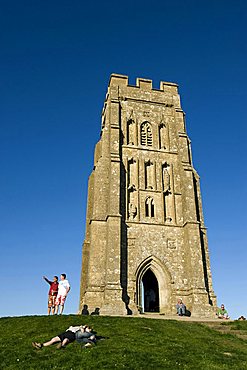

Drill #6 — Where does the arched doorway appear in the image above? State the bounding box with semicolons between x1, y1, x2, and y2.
136;256;172;314
142;269;159;312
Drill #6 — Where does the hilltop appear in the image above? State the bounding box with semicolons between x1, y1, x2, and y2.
0;315;246;369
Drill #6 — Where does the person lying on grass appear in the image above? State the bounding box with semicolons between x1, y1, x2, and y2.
32;325;96;350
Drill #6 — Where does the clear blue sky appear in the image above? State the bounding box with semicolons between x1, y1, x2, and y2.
1;0;246;319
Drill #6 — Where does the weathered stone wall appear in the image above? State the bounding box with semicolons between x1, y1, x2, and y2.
79;74;217;317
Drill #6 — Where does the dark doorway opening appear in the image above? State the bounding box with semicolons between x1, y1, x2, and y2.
142;269;159;312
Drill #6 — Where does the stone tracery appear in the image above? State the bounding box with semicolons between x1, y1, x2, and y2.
140;121;152;146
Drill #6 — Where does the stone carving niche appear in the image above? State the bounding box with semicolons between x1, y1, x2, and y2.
145;160;154;190
159;123;168;150
162;163;173;222
128;158;137;220
127;119;136;145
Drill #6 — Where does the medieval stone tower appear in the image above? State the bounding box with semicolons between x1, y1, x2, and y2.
79;74;217;317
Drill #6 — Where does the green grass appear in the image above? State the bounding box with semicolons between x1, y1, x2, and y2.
0;315;246;369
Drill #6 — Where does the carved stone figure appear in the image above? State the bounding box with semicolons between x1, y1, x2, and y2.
129;203;137;220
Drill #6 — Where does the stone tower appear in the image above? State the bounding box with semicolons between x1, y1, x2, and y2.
79;74;217;317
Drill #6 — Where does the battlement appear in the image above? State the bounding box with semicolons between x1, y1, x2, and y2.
109;73;178;93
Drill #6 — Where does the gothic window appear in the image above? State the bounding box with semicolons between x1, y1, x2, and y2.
145;201;149;217
145;197;155;218
151;199;155;217
140;122;152;146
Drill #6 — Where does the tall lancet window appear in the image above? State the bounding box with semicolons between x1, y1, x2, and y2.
140;122;152;146
145;197;155;218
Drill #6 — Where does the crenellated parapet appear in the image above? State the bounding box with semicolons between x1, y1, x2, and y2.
109;73;178;92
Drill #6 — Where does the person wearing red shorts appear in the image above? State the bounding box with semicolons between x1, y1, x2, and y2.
43;275;59;315
55;273;70;315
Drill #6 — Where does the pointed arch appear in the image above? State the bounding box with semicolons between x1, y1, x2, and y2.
136;256;173;314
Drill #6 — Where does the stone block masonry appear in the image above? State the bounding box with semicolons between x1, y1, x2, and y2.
79;74;217;317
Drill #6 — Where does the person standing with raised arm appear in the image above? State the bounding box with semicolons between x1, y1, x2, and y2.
55;273;70;315
43;275;59;315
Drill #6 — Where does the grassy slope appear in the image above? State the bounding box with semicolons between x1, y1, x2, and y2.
0;315;246;370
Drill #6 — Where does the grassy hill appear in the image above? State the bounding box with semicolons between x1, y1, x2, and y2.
0;315;246;369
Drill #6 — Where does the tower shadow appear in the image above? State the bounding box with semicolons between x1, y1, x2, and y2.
119;115;132;315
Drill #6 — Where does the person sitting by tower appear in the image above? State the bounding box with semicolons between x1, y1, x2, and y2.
217;304;230;319
81;304;89;315
176;299;186;316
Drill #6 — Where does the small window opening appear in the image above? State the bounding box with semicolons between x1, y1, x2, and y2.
145;197;155;218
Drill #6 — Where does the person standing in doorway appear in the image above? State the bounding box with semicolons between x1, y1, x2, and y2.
43;275;59;315
55;274;70;315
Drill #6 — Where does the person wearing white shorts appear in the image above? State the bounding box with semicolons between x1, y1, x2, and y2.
55;273;70;315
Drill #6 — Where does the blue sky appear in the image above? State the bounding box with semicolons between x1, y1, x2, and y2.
0;0;246;319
